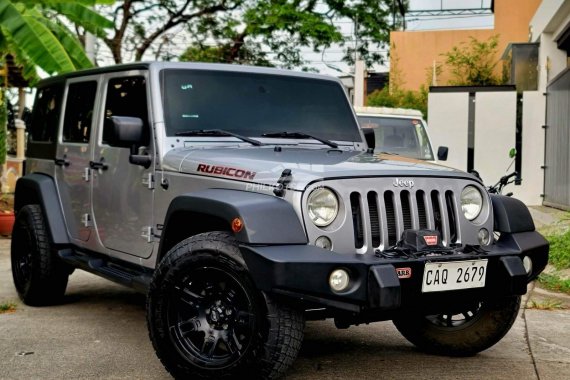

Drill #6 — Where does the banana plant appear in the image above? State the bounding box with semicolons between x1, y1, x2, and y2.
0;0;114;83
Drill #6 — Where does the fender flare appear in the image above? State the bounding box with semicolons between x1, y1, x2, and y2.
158;189;308;256
14;173;70;245
491;194;535;233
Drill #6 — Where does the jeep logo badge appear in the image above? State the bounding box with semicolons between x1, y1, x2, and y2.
392;178;414;189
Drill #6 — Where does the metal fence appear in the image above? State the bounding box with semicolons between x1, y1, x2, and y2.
544;68;570;210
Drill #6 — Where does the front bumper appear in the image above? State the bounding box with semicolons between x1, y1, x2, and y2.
240;231;548;314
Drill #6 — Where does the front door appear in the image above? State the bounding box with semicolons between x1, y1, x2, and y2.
91;73;155;258
54;79;98;243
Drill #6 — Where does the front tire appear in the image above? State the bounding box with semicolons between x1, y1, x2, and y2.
147;232;304;379
11;204;70;306
393;296;521;356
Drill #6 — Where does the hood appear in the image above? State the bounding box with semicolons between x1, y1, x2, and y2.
163;146;474;191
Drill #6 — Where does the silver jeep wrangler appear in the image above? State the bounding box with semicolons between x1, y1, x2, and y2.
12;62;548;379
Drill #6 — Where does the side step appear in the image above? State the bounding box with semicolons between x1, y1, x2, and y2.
58;249;152;293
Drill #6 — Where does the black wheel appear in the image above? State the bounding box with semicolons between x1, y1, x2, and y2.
147;232;304;379
11;204;70;306
393;296;521;356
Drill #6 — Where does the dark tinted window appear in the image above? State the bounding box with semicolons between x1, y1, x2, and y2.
161;70;361;142
62;81;97;143
103;76;149;146
30;85;64;142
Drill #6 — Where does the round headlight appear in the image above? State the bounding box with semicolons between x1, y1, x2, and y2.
461;186;483;221
307;188;339;227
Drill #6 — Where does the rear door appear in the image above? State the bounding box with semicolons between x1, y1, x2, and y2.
54;78;99;244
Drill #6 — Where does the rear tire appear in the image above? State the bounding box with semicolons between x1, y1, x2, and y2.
147;232;304;379
393;296;521;356
11;204;69;306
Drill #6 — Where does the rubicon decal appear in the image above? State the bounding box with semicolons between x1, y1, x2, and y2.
396;267;412;279
197;164;256;180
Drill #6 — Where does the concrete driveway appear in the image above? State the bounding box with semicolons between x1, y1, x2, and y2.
1;238;569;380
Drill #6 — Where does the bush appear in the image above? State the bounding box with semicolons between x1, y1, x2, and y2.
367;85;427;118
546;231;570;270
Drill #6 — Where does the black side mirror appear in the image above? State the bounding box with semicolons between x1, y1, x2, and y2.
111;116;151;168
362;128;375;150
437;146;449;161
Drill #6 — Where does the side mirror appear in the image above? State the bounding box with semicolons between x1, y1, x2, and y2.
362;128;375;150
111;116;144;144
437;146;449;161
111;116;151;168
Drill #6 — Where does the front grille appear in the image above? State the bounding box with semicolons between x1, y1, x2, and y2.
349;188;459;251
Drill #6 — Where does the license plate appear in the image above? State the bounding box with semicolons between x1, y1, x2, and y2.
422;260;488;293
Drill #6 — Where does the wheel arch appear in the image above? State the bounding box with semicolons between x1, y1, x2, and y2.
157;189;307;261
14;173;69;245
490;194;535;233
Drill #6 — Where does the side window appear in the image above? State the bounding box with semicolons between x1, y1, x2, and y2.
103;76;149;146
30;85;64;143
62;81;97;143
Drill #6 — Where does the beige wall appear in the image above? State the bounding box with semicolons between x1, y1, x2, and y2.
390;0;541;91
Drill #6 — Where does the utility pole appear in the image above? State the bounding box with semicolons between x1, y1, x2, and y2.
353;15;366;107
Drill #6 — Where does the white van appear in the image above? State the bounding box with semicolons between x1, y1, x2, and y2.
355;106;448;162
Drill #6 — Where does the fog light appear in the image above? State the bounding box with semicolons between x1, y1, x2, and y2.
329;269;350;292
478;228;491;245
315;236;332;250
523;256;533;275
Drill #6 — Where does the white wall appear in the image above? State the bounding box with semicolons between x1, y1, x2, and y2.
473;92;517;186
427;92;469;169
538;33;568;92
507;91;546;205
428;90;546;205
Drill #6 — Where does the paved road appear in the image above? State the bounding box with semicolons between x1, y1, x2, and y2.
1;239;569;380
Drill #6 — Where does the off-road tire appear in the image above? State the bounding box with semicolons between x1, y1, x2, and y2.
11;204;69;306
147;232;304;379
393;296;521;356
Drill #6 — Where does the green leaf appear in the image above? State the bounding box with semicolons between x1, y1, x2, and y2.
51;2;114;38
40;18;93;69
0;0;76;73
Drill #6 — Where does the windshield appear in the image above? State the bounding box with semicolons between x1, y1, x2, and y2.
161;69;362;143
357;116;434;160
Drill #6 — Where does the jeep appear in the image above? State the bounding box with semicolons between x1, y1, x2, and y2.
11;62;548;379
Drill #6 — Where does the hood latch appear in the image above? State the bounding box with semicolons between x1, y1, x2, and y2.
274;169;292;197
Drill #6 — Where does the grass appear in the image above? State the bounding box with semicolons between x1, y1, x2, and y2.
0;302;17;314
545;230;570;270
528;298;565;310
537;273;570;295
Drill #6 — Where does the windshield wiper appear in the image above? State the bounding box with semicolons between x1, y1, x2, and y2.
261;131;338;148
174;129;263;146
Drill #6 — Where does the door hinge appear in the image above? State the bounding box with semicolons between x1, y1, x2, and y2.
83;167;91;182
142;173;154;189
81;213;92;228
141;226;154;243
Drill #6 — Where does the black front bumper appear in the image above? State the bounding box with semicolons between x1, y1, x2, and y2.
240;231;548;314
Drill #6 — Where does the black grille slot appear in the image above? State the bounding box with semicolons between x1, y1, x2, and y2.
367;192;381;247
384;191;397;247
350;192;364;249
401;191;412;231
416;190;428;229
431;190;442;234
445;190;458;244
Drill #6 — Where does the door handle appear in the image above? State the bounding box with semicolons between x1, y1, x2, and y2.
89;158;108;171
54;155;70;167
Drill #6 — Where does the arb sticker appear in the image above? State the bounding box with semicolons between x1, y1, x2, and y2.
396;267;412;279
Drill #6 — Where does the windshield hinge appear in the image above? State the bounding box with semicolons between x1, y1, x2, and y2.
274;169;292;197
